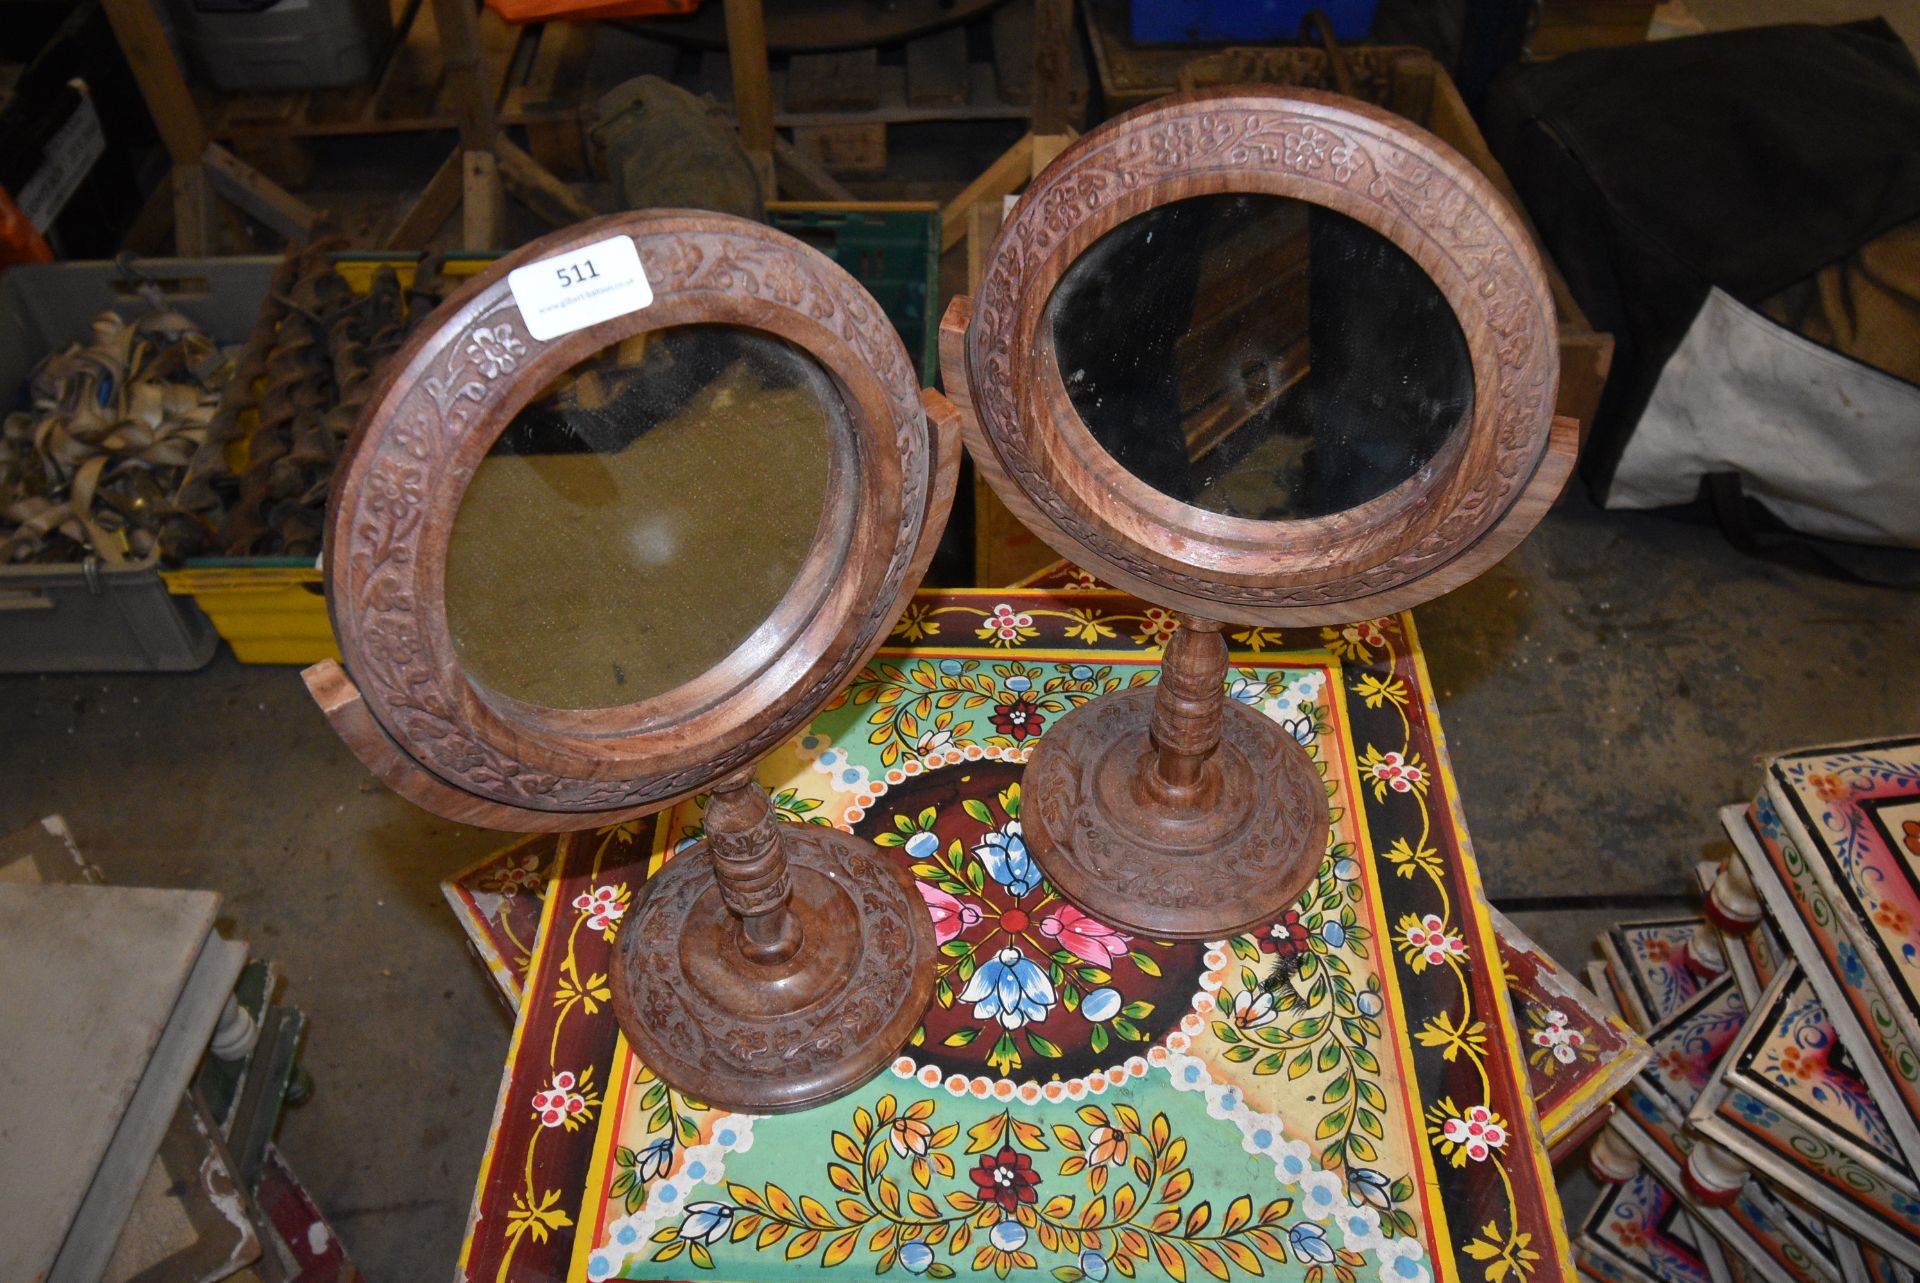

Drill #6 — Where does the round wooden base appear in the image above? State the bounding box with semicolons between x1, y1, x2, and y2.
610;824;935;1114
1023;689;1329;941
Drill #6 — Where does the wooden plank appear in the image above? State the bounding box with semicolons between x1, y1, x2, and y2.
939;134;1032;252
476;5;520;113
386;147;461;247
170;162;212;257
786;48;881;113
992;0;1033;106
99;0;210;164
203;143;320;240
496;135;598;227
723;0;773;154
906;27;969;108
462;148;503;250
769;65;1026;127
372;0;444;123
772;136;856;201
1031;0;1072;135
431;0;497;149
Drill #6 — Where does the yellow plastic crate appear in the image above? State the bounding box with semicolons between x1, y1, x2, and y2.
165;252;493;664
163;561;338;664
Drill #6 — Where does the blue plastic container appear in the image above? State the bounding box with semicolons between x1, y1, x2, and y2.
1130;0;1379;43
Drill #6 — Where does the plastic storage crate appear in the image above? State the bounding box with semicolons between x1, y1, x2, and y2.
0;258;286;671
767;202;941;383
1130;0;1379;43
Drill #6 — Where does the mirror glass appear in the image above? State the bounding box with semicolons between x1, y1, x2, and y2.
1046;192;1473;521
445;324;842;711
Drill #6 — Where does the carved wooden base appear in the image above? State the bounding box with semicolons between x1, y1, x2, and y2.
1022;688;1329;940
610;824;936;1114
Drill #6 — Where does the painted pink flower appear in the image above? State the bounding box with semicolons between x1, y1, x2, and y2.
1441;1105;1507;1161
918;881;984;945
1404;913;1466;966
985;603;1034;640
572;885;625;932
1368;751;1426;794
1038;904;1131;968
532;1070;587;1128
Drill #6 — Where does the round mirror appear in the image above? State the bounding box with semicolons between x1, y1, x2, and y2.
445;324;843;711
1048;192;1473;522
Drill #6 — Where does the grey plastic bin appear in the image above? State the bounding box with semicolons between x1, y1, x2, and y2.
0;256;280;672
164;0;392;93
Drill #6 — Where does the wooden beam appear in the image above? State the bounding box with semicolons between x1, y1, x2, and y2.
462;149;503;250
384;147;463;248
724;0;774;195
939;135;1032;252
171;163;212;257
772;136;855;202
99;0;209;165
1031;0;1073;135
203;143;320;240
431;0;498;150
523;21;595;176
495;135;598;227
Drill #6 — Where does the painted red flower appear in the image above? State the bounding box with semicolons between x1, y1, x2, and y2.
1257;910;1310;957
991;695;1046;742
971;1145;1040;1210
1904;820;1920;858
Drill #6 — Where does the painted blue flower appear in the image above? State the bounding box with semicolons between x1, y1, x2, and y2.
1321;921;1347;948
1840;945;1867;988
635;1136;673;1181
974;822;1039;897
939;659;964;675
1006;675;1033;693
960;945;1056;1029
1333;857;1360;882
989;1221;1029;1252
1288;1222;1335;1264
1070;665;1094;681
905;831;940;859
1079;1250;1110;1281
1350;1167;1393;1209
677;1202;733;1245
1357;990;1383;1017
1227;676;1265;706
1081;987;1122;1022
1281;715;1313;746
899;1241;934;1274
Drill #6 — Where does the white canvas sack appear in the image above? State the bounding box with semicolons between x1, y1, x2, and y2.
1606;287;1920;548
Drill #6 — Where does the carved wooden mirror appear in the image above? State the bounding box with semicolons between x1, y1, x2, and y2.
306;211;961;1113
942;88;1576;941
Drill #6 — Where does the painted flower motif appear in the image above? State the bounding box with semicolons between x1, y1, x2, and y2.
974;822;1040;897
1288;1222;1336;1264
1356;990;1384;1017
531;1071;587;1128
1321;921;1347;948
1258;910;1311;958
1808;772;1852;802
959;945;1055;1029
899;1241;934;1274
1231;987;1280;1030
1078;1250;1110;1281
1038;904;1131;967
979;603;1036;644
1440;1104;1509;1161
633;1136;672;1181
1776;1044;1818;1082
677;1202;733;1245
1080;987;1122;1022
990;694;1046;742
905;831;940;859
970;1145;1041;1210
1368;750;1426;794
1298;1169;1345;1220
1402;913;1467;967
1086;1124;1129;1167
573;885;626;933
1280;714;1314;746
1136;607;1180;646
890;1115;934;1157
1350;1166;1394;1210
1874;901;1913;934
893;602;939;643
916;727;954;755
918;881;984;946
1642;937;1672;963
478;850;547;897
989;1221;1029;1251
1332;857;1361;882
1531;1010;1587;1064
1227;676;1266;706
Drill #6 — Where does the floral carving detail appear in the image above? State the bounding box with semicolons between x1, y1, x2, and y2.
466;324;527;378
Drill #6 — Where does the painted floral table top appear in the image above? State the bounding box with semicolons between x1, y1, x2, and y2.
452;589;1586;1283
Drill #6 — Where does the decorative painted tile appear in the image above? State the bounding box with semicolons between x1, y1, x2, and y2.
1491;908;1650;1152
1767;741;1920;1092
1575;1169;1729;1283
1599;919;1709;1034
454;590;1575;1283
1723;800;1920;1170
1689;962;1920;1266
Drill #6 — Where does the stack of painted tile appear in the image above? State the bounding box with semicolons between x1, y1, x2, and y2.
1576;735;1920;1283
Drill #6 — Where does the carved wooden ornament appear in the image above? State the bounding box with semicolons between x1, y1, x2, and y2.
306;210;959;1112
942;88;1577;939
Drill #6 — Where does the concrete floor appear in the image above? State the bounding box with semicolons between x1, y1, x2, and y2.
2;492;1913;1276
